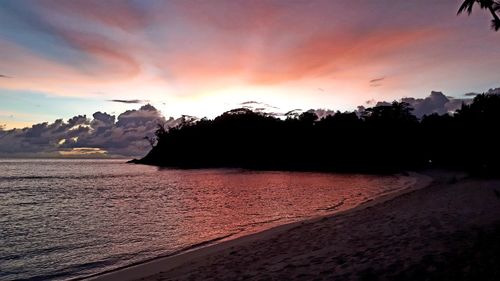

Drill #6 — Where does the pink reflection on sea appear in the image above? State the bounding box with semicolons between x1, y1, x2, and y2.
0;160;414;280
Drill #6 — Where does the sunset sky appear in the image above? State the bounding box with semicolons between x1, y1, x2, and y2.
1;0;499;130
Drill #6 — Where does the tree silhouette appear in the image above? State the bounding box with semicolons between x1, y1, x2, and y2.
132;94;500;177
458;0;500;31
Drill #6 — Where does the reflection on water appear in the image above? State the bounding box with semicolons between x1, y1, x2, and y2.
0;159;414;280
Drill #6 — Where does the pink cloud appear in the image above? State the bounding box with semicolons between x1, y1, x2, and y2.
59;31;141;79
0;0;499;114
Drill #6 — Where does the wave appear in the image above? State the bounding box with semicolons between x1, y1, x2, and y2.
0;241;97;262
316;199;345;211
15;259;116;281
236;217;286;230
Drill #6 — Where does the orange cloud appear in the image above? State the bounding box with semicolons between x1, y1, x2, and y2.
58;147;107;157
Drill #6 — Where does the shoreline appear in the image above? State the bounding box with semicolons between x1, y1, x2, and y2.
86;171;433;281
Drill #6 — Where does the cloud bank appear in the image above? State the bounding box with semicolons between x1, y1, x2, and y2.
400;91;470;118
398;87;500;118
0;104;180;158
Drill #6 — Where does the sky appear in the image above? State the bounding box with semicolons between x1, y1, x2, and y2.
0;0;499;157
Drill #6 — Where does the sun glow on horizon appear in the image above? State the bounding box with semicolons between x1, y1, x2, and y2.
58;147;108;157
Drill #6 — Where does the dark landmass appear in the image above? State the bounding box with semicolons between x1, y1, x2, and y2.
134;93;500;177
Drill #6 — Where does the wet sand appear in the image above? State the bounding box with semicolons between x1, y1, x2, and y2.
89;171;500;281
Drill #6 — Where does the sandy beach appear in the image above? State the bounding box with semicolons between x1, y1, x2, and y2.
89;171;500;281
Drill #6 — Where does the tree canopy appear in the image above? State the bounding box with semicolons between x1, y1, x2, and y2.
135;94;500;176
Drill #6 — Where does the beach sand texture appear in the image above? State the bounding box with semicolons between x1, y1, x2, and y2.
91;172;500;281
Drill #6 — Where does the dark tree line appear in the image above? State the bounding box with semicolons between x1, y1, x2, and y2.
134;94;500;176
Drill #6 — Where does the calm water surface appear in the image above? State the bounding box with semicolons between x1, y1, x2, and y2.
0;159;415;280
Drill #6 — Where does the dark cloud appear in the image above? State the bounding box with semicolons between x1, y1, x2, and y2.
92;111;115;125
240;101;288;117
0;74;11;78
108;99;149;104
0;104;182;158
369;77;385;83
365;99;376;105
359;91;474;118
487;87;500;95
400;91;472;118
240;101;278;108
241;101;259;105
463;87;500;97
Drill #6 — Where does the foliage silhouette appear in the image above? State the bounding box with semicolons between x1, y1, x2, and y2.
134;94;500;176
458;0;500;31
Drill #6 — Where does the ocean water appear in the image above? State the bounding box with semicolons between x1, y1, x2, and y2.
0;159;415;280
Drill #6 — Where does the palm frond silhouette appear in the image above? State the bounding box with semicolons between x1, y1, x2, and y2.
458;0;500;31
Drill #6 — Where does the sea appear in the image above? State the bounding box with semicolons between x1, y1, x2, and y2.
0;159;415;280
